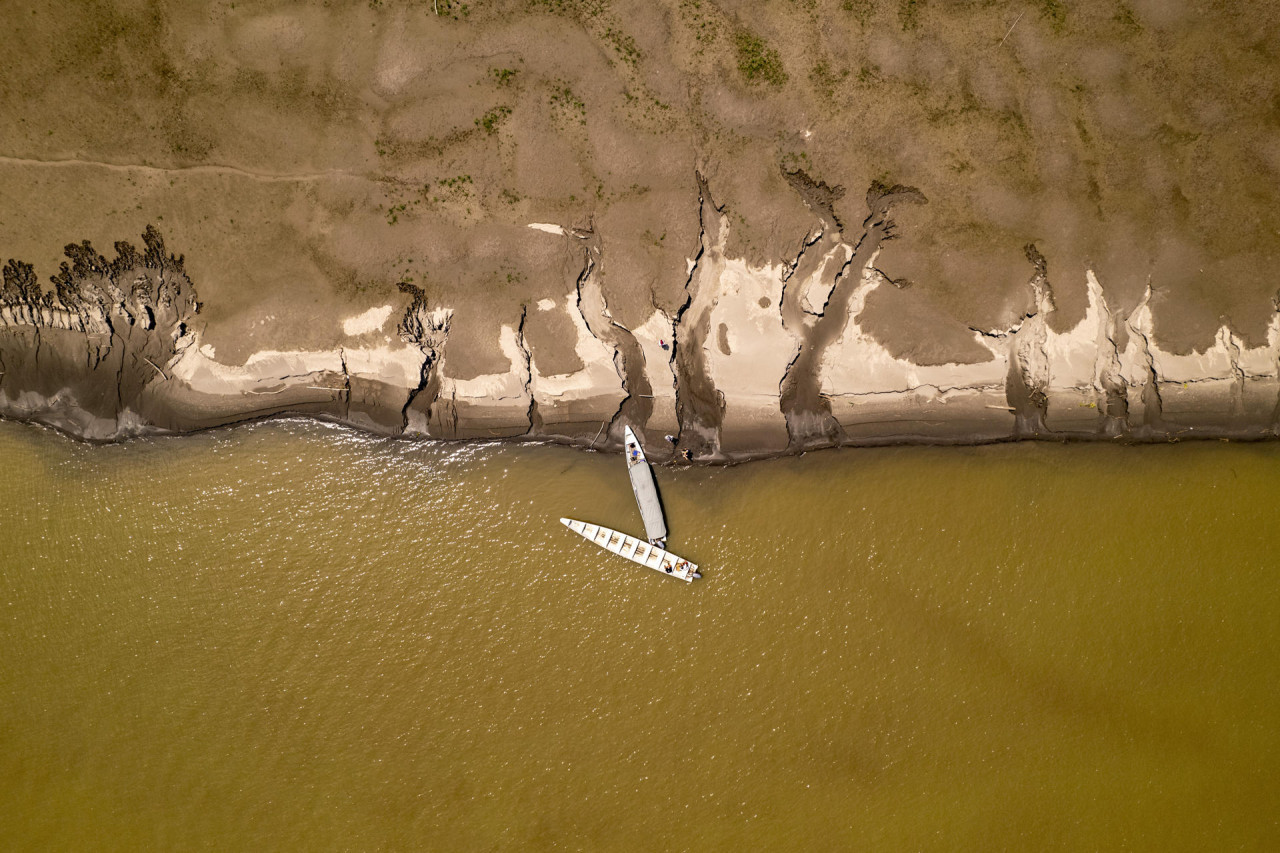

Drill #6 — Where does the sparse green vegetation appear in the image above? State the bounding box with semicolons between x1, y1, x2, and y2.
526;0;607;20
856;63;883;85
549;82;587;126
490;67;519;86
995;108;1031;137
621;87;674;130
734;30;786;86
417;174;477;206
433;0;471;19
922;89;981;126
780;150;812;172
840;0;875;25
437;174;473;190
603;26;641;66
899;0;923;32
475;105;512;135
490;263;527;288
810;60;849;100
1039;0;1066;32
1113;3;1141;35
1074;117;1092;145
678;0;720;46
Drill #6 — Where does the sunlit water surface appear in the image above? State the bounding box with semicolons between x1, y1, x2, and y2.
1;419;1277;850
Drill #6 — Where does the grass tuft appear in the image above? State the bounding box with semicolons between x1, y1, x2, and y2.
734;30;787;86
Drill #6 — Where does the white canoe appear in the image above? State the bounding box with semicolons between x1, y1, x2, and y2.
623;425;667;544
560;517;699;582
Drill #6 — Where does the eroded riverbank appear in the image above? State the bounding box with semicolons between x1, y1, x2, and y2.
3;222;1277;463
3;3;1279;460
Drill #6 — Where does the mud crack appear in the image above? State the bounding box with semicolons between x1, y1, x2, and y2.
1222;326;1246;417
670;171;726;459
396;282;451;433
1127;286;1165;430
515;304;540;435
778;180;927;450
1090;272;1129;435
575;225;651;443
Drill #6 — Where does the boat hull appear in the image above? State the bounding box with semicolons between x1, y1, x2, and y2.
559;517;698;582
623;425;667;543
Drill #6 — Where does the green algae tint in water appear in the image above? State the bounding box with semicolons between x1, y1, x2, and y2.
0;419;1278;851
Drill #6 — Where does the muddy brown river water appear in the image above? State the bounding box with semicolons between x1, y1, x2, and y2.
1;420;1277;850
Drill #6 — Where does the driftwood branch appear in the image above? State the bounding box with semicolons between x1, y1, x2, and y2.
997;10;1025;48
143;357;168;380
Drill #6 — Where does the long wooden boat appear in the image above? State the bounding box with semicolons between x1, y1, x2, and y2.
623;425;667;546
560;517;699;582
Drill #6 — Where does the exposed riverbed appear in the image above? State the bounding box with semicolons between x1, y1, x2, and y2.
1;420;1277;850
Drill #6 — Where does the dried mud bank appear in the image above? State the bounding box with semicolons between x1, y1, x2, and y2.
3;1;1280;462
2;215;1278;462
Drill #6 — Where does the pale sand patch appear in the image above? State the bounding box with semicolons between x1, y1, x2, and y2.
821;268;1012;430
702;258;792;448
537;298;556;311
232;12;308;56
373;37;427;97
342;304;395;336
1119;291;1280;421
172;346;336;394
171;338;421;395
1044;272;1105;393
443;323;529;403
823;271;1009;396
527;223;567;236
798;243;851;315
1241;314;1280;378
529;291;624;412
1149;325;1251;383
341;344;424;388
